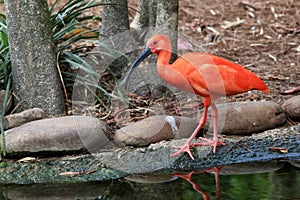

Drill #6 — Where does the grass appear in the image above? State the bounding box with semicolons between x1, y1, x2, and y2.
0;14;10;90
50;0;103;103
0;13;11;158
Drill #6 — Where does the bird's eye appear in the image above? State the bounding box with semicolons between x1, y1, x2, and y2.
152;41;157;45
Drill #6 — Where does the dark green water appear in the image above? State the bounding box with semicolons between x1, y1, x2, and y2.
1;161;299;200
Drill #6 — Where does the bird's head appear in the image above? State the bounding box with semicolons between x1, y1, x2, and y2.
147;34;171;54
124;34;171;89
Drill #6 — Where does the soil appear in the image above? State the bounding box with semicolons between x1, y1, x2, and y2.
1;0;299;126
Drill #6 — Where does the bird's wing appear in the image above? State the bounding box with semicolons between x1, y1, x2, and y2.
182;53;268;96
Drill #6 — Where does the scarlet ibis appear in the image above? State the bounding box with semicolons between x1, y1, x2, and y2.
124;34;269;160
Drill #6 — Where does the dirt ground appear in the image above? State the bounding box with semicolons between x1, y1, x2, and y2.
1;0;299;119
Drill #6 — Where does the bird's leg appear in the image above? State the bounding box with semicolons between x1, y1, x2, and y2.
172;167;222;200
173;171;209;200
193;103;225;153
214;167;221;200
211;104;226;152
170;106;209;160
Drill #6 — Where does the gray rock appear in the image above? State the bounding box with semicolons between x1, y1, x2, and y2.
4;116;112;157
289;160;300;168
282;95;300;122
114;115;198;147
4;183;109;200
209;101;286;135
95;125;300;174
113;101;286;148
220;161;284;175
125;174;177;183
3;108;44;130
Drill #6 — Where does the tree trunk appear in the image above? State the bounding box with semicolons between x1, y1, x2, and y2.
130;0;149;29
4;0;65;116
130;0;178;57
130;0;157;29
101;0;130;38
148;0;158;27
156;0;179;57
99;0;130;78
155;0;178;31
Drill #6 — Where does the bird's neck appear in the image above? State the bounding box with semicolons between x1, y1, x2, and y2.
157;49;172;66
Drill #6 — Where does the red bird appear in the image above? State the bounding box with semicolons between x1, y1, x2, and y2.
124;34;269;160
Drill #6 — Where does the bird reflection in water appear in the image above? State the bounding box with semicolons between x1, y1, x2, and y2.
173;167;222;200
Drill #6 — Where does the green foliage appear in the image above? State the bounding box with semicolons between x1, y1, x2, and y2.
50;0;104;101
50;0;101;50
0;14;10;89
0;14;10;157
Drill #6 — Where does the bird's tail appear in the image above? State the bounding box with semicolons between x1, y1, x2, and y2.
262;88;270;93
250;74;269;93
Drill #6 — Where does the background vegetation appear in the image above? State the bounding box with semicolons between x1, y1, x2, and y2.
0;0;110;113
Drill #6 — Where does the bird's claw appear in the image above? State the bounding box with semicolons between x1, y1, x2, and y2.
193;137;226;153
170;138;225;159
170;143;195;160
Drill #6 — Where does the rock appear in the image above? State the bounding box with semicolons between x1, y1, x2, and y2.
95;125;300;174
3;108;44;130
3;183;110;200
289;160;300;168
114;101;286;147
0;154;128;185
4;116;112;157
220;161;284;175
114;115;198;147
125;174;177;183
125;161;284;182
209;101;286;135
95;139;208;174
282;95;300;122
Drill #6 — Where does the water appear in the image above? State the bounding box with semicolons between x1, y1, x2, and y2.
0;161;299;200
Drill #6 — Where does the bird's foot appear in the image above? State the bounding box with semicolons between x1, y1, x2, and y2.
173;171;209;199
173;171;195;181
170;142;195;160
170;138;225;159
193;137;226;153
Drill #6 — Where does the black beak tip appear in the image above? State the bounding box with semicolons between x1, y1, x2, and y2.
124;77;129;90
123;46;152;90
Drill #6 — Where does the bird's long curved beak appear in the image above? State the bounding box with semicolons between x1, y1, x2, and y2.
124;46;152;89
